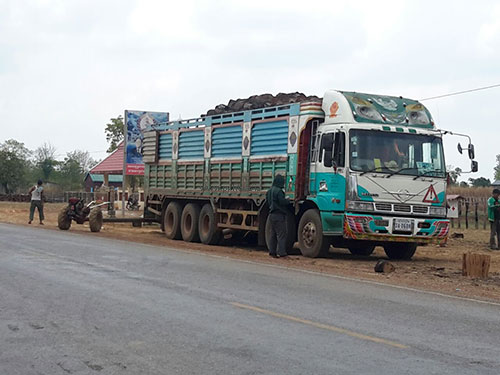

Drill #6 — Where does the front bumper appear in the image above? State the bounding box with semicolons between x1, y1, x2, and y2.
343;212;449;244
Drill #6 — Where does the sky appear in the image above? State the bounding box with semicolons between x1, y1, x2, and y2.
1;0;499;181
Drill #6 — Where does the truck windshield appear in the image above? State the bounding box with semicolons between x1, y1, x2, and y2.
349;129;445;177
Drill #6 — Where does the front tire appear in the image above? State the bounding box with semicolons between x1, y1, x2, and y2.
89;208;103;232
198;203;221;245
58;206;71;230
298;209;330;258
383;243;417;260
181;203;201;242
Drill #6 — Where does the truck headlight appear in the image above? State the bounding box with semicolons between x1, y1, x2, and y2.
347;201;374;211
429;206;446;216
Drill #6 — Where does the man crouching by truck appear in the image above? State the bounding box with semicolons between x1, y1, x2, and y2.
266;175;291;258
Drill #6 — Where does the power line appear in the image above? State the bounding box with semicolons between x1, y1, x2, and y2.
420;83;500;101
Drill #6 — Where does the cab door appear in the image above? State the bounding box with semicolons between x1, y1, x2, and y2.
312;130;347;212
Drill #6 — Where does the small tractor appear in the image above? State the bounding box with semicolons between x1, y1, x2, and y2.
58;197;108;232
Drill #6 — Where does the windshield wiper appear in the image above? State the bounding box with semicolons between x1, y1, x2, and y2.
359;166;390;176
413;169;445;180
385;167;418;178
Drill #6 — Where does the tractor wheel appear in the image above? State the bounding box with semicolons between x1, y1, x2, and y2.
348;243;375;256
181;203;201;242
383;243;417;260
265;212;296;254
298;209;330;258
89;208;103;232
198;203;221;245
57;206;71;230
164;201;183;240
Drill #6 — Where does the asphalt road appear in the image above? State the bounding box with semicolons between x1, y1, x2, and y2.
1;223;500;375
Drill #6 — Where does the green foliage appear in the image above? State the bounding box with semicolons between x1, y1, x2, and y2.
105;115;124;153
56;150;98;190
495;154;500;181
468;177;491;187
447;166;462;186
34;142;58;181
0;139;32;193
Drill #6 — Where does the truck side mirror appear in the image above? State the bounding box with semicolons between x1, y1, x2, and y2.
468;144;475;160
471;160;478;173
457;143;463;154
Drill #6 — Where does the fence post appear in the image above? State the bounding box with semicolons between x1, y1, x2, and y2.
465;200;469;229
483;198;487;230
475;201;479;229
458;200;462;228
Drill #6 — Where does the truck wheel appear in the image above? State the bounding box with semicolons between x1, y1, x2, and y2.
198;203;221;245
298;209;330;258
89;208;103;232
164;201;182;240
348;244;375;256
265;212;296;254
57;206;71;230
383;243;417;260
181;203;201;242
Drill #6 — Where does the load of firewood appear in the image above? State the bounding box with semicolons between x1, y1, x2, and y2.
204;92;321;116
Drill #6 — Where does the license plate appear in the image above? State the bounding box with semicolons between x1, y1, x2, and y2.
394;218;413;231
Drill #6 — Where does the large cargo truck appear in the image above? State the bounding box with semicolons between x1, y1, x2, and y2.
141;90;477;259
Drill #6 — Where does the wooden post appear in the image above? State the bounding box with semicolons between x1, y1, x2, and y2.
462;252;491;278
465;200;469;229
458;200;462;228
475;201;478;229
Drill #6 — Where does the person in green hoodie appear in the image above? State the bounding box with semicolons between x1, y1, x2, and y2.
488;188;500;250
266;174;291;258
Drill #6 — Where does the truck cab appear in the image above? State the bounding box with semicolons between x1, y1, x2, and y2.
297;90;474;259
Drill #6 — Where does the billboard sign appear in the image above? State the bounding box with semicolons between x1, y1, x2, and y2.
124;110;169;175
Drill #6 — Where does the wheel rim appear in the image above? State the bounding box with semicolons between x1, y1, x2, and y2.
302;221;316;248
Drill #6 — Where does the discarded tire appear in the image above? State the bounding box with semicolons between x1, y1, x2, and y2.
181;203;201;242
89;208;103;232
57;207;71;230
164;201;183;240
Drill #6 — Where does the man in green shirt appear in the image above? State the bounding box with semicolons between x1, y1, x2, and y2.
266;175;291;258
488;188;500;250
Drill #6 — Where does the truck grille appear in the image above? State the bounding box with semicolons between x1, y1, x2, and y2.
394;204;411;213
375;203;392;211
412;206;429;214
373;202;429;215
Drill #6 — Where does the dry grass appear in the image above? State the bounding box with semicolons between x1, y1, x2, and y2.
448;186;492;199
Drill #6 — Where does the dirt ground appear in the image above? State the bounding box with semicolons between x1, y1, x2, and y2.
2;202;500;302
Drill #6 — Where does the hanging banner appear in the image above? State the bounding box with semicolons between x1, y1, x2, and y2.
124;110;169;175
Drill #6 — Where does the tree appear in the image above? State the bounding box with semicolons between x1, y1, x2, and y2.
105;115;124;153
447;166;462;185
468;177;491;187
0;139;32;193
56;150;98;191
494;154;500;181
34;142;58;181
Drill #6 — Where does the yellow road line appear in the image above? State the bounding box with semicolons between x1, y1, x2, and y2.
230;302;408;349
